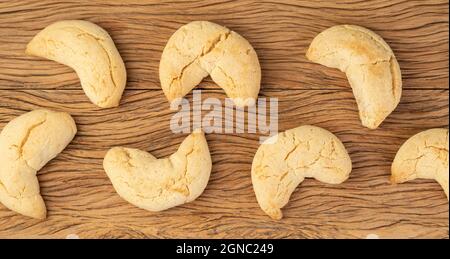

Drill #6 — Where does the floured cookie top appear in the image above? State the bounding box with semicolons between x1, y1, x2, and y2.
307;25;402;129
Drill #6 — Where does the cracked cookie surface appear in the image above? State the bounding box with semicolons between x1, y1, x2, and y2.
0;109;77;219
306;25;402;129
159;21;261;107
252;125;352;220
26;20;127;108
391;128;449;200
103;130;212;212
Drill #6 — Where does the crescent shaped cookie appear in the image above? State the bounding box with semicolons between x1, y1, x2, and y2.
26;20;127;108
160;21;261;107
307;25;402;129
103;130;212;212
0;109;77;219
391;128;449;200
252;125;352;220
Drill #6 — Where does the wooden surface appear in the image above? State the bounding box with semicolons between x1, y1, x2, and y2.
0;0;448;239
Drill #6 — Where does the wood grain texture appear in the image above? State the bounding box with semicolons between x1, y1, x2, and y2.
0;0;448;91
0;0;449;239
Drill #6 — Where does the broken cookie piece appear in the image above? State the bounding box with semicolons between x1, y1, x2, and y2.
26;20;127;108
252;125;352;220
0;109;77;219
103;130;212;212
306;25;402;129
159;21;261;107
391;128;449;200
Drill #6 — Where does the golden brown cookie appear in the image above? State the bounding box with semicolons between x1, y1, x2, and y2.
307;25;402;129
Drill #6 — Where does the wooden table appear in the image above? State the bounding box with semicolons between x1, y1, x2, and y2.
0;0;448;239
